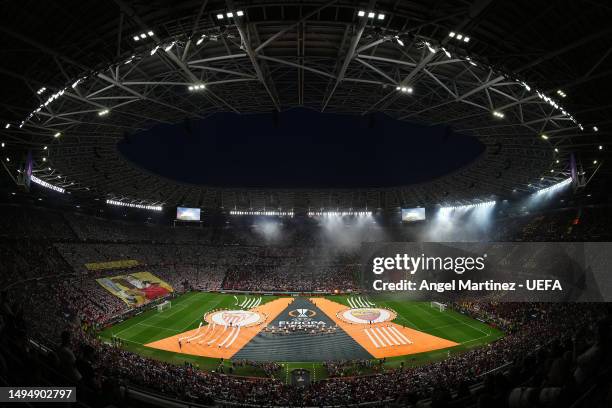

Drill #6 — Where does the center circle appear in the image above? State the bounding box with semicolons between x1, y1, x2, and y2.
338;308;396;324
206;310;263;327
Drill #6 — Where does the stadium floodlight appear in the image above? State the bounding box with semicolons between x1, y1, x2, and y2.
229;210;294;217
216;13;224;19
395;36;404;46
150;45;160;55
1;142;5;148
440;201;496;212
106;199;162;211
307;210;372;217
599;145;603;150
424;41;436;54
31;175;65;193
54;132;61;138
43;146;47;150
536;177;571;195
593;126;598;132
196;35;206;45
541;134;549;140
236;10;244;16
139;33;147;39
449;31;470;43
492;111;505;118
377;13;385;20
164;41;175;52
188;84;206;91
557;89;566;98
357;10;365;17
226;12;234;18
5;123;10;129
42;157;46;162
147;31;154;37
368;12;375;18
133;35;140;41
593;160;598;164
98;109;109;116
37;87;46;95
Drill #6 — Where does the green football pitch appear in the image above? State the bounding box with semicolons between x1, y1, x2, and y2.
99;292;503;381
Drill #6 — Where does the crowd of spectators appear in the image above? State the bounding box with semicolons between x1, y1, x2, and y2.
223;264;359;292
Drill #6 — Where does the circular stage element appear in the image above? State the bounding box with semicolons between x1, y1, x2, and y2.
205;309;263;327
338;308;396;324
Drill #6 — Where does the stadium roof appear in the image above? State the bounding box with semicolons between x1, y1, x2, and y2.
1;0;610;210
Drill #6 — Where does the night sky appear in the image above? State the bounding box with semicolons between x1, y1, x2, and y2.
118;108;484;188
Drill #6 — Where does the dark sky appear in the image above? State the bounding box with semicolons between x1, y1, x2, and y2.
118;108;484;188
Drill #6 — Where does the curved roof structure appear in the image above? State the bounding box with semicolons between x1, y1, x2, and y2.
1;1;609;210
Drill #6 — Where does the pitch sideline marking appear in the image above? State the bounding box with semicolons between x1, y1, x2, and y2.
137;323;181;332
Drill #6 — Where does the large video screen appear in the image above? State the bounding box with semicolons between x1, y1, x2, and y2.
176;207;201;221
401;207;426;222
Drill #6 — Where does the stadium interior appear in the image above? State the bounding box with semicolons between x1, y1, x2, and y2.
1;1;612;408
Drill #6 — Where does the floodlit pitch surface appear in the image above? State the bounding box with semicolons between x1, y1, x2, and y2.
99;292;503;380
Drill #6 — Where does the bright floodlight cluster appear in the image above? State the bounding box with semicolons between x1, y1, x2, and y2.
357;10;385;20
230;210;294;217
396;86;413;94
308;211;372;217
440;201;496;211
448;31;471;43
216;10;244;20
106;199;162;211
133;31;154;41
31;175;65;194
492;111;505;118
536;177;572;195
188;84;206;91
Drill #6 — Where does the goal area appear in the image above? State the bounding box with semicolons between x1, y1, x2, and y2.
430;301;447;312
157;300;171;312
